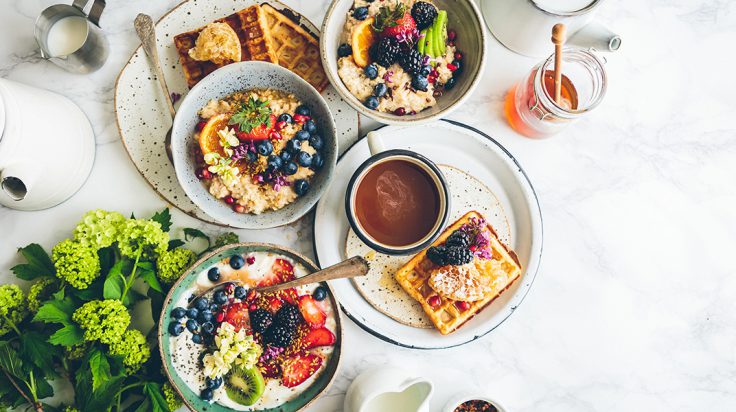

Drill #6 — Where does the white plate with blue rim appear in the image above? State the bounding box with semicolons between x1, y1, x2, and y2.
312;120;543;349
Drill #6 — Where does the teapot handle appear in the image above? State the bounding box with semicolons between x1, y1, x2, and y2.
568;21;621;53
72;0;106;27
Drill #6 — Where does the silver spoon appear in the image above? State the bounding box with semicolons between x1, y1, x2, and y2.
134;13;175;163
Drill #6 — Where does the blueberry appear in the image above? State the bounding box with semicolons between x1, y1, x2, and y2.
337;43;352;57
186;308;199;319
201;388;214;402
168;322;184;336
295;130;310;141
296;151;312;167
295;105;311;116
279;150;293;163
411;75;429;91
198;309;213;323
209;303;220;313
207;267;220;282
364;96;379;109
267;154;283;170
420;65;431;77
213;290;228;304
294;179;310;196
364;63;378;80
202;321;215;334
194;298;209;311
230;255;245;269
452;59;462;73
256;140;273;156
278;113;293;123
303;119;317;134
186;319;199;332
444;77;457;90
206;376;223;390
353;6;369;20
282;161;298;175
308;135;323;151
171;307;186;319
313;286;327;301
234;286;247;299
246;151;258;162
311;153;324;170
191;333;203;344
373;83;388;97
286;139;302;154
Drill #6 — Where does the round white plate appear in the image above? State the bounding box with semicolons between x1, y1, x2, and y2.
114;0;359;226
313;120;543;349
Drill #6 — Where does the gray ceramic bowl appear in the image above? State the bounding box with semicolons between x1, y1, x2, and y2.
320;0;486;125
171;61;337;229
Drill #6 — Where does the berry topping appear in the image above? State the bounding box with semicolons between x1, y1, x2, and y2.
296;151;312;167
230;255;245;269
201;388;214;401
303;119;317;134
257;258;295;287
274;120;287;131
312;286;327;301
448;29;457;41
195;120;207;132
373;3;416;40
364;63;379;80
250;308;273;334
171;307;186;319
274;304;303;329
427;295;441;308
411;75;429;92
294;179;310;196
168;321;184;336
283;162;298;175
446;230;471;248
364;96;380;109
223;302;250;331
186;308;199;319
256;140;273;156
302;327;336;349
191;333;203;344
309;135;323;151
186;319;199;332
207;267;220;282
233;204;246;213
444;77;457;90
295;105;311;117
394;107;407;116
205;376;223;390
194;298;209;311
454;51;463;60
446;246;474;266
455;301;471;311
337;43;353;57
373;83;388;97
224;282;236;295
214;290;228;305
277;113;293;123
311;153;324;170
411;2;438;31
281;353;323;388
234;113;276;141
246;256;256;265
293;113;309;124
286;138;302;154
353;6;369;20
234;286;247;299
298;295;326;328
399;48;424;76
372;37;401;68
264;323;294;347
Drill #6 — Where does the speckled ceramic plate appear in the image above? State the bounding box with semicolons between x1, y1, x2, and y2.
345;164;512;329
159;243;342;412
313;120;543;349
115;0;359;226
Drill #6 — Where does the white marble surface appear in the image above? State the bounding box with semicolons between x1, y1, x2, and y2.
2;0;735;411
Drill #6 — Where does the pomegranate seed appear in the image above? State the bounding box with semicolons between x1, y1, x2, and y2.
454;52;463;61
430;69;439;77
394;107;406;116
246;290;259;302
201;168;213;179
195;120;207;131
224;283;235;295
269;131;282;140
224;195;235;205
448;30;456;41
455;301;471;311
246;256;255;265
428;76;437;84
195;168;205;180
233;204;246;213
447;63;458;72
428;295;441;308
469;245;477;252
275;120;287;131
293;114;310;124
249;304;257;311
215;312;225;322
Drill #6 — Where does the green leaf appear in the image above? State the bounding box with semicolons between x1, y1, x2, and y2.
18;243;55;273
19;332;59;376
134;399;151;412
73;278;103;301
228;97;272;133
168;239;185;250
34;374;54;399
103;260;130;300
48;324;84;346
183;228;209;243
124;288;147;307
10;264;44;281
98;246;116;274
0;341;24;379
147;288;165;325
79;375;125;411
140;269;163;293
88;349;111;392
151;208;172;232
33;297;76;325
144;382;170;412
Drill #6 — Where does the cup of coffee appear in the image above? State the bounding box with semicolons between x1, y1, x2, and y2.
345;131;450;255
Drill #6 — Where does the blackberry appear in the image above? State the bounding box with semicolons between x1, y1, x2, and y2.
411;2;438;31
445;246;474;266
399;49;424;76
274;304;302;329
264;323;294;347
426;245;449;266
372;37;401;67
445;230;471;248
250;309;273;334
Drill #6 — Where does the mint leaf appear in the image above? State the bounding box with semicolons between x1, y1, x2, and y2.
144;382;170;412
33;298;76;325
151;209;172;232
11;243;55;280
89;349;111;392
48;324;84;346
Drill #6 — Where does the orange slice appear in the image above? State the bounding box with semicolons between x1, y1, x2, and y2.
351;17;375;68
198;113;230;156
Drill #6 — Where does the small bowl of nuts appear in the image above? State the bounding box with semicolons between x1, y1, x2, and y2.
443;393;507;412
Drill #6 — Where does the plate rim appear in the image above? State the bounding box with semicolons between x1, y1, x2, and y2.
311;119;544;349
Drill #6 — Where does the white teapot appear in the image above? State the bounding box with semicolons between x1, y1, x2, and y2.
0;78;95;210
344;366;434;412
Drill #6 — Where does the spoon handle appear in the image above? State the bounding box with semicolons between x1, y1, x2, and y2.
256;256;370;294
134;13;176;119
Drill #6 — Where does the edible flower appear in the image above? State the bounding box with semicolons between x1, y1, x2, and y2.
460;217;493;260
202;322;262;379
218;127;240;157
206;154;240;184
26;278;57;313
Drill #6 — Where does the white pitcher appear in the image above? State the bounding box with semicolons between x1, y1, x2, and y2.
344;367;434;412
481;0;621;57
0;78;95;210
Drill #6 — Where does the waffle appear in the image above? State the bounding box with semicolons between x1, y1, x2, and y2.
173;5;277;88
394;211;522;335
261;4;329;92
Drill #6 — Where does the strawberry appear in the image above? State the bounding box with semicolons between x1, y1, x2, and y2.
260;361;281;379
302;327;336;349
279;288;298;305
298;295;326;328
236;114;276;141
380;11;416;40
281;353;323;388
257;258;295;287
268;297;283;313
223;302;250;331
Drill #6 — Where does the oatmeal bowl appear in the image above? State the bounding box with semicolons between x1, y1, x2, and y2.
321;0;486;124
171;61;337;229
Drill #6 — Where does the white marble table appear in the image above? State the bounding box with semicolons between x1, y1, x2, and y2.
2;0;735;411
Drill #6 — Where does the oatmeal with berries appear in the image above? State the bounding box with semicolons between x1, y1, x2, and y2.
336;0;463;115
193;89;326;214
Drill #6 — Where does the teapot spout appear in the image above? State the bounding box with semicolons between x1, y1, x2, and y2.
1;162;38;201
569;21;621;52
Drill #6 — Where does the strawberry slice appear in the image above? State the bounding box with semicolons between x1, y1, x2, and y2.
268;297;283;314
302;327;336;349
381;11;416;40
257;258;296;287
236;114;276;141
298;295;326;328
281;353;323;388
223;302;250;331
259;361;281;379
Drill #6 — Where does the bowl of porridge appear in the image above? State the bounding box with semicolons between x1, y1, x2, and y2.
171;61;337;228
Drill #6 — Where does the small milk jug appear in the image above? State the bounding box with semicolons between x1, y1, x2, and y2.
344;367;434;412
0;78;95;210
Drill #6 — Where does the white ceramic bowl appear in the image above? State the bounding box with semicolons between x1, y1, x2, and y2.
320;0;486;125
443;392;508;412
171;61;337;229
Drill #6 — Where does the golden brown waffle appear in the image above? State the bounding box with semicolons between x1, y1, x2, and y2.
173;5;277;88
261;4;328;92
395;211;522;335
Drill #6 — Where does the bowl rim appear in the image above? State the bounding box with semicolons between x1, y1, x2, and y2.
171;60;338;229
158;242;344;412
319;0;487;125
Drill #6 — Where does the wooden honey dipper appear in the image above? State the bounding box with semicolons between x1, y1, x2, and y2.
551;23;566;105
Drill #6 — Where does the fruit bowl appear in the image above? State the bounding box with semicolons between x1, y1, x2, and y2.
158;243;342;412
320;0;486;125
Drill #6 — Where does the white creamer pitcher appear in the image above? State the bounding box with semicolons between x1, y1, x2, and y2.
0;78;95;210
344;367;434;412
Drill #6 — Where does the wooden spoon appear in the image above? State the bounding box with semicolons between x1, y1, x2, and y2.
551;23;566;105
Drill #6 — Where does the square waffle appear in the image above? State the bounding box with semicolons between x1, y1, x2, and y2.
394;211;522;335
173;5;277;88
261;4;329;92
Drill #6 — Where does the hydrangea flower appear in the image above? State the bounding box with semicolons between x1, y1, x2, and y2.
72;299;130;345
117;219;169;260
52;239;101;290
27;278;57;313
73;210;126;249
108;329;150;374
0;284;27;337
156;248;196;285
202;322;262;379
65;342;89;361
163;382;183;411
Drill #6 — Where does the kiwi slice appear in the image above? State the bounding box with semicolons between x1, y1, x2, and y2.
224;366;265;406
433;11;448;57
417;29;427;55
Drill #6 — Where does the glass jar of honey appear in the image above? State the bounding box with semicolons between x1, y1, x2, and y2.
504;47;607;138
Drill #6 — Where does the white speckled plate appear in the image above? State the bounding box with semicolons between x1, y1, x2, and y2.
313;120;543;349
345;164;512;329
114;0;358;226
